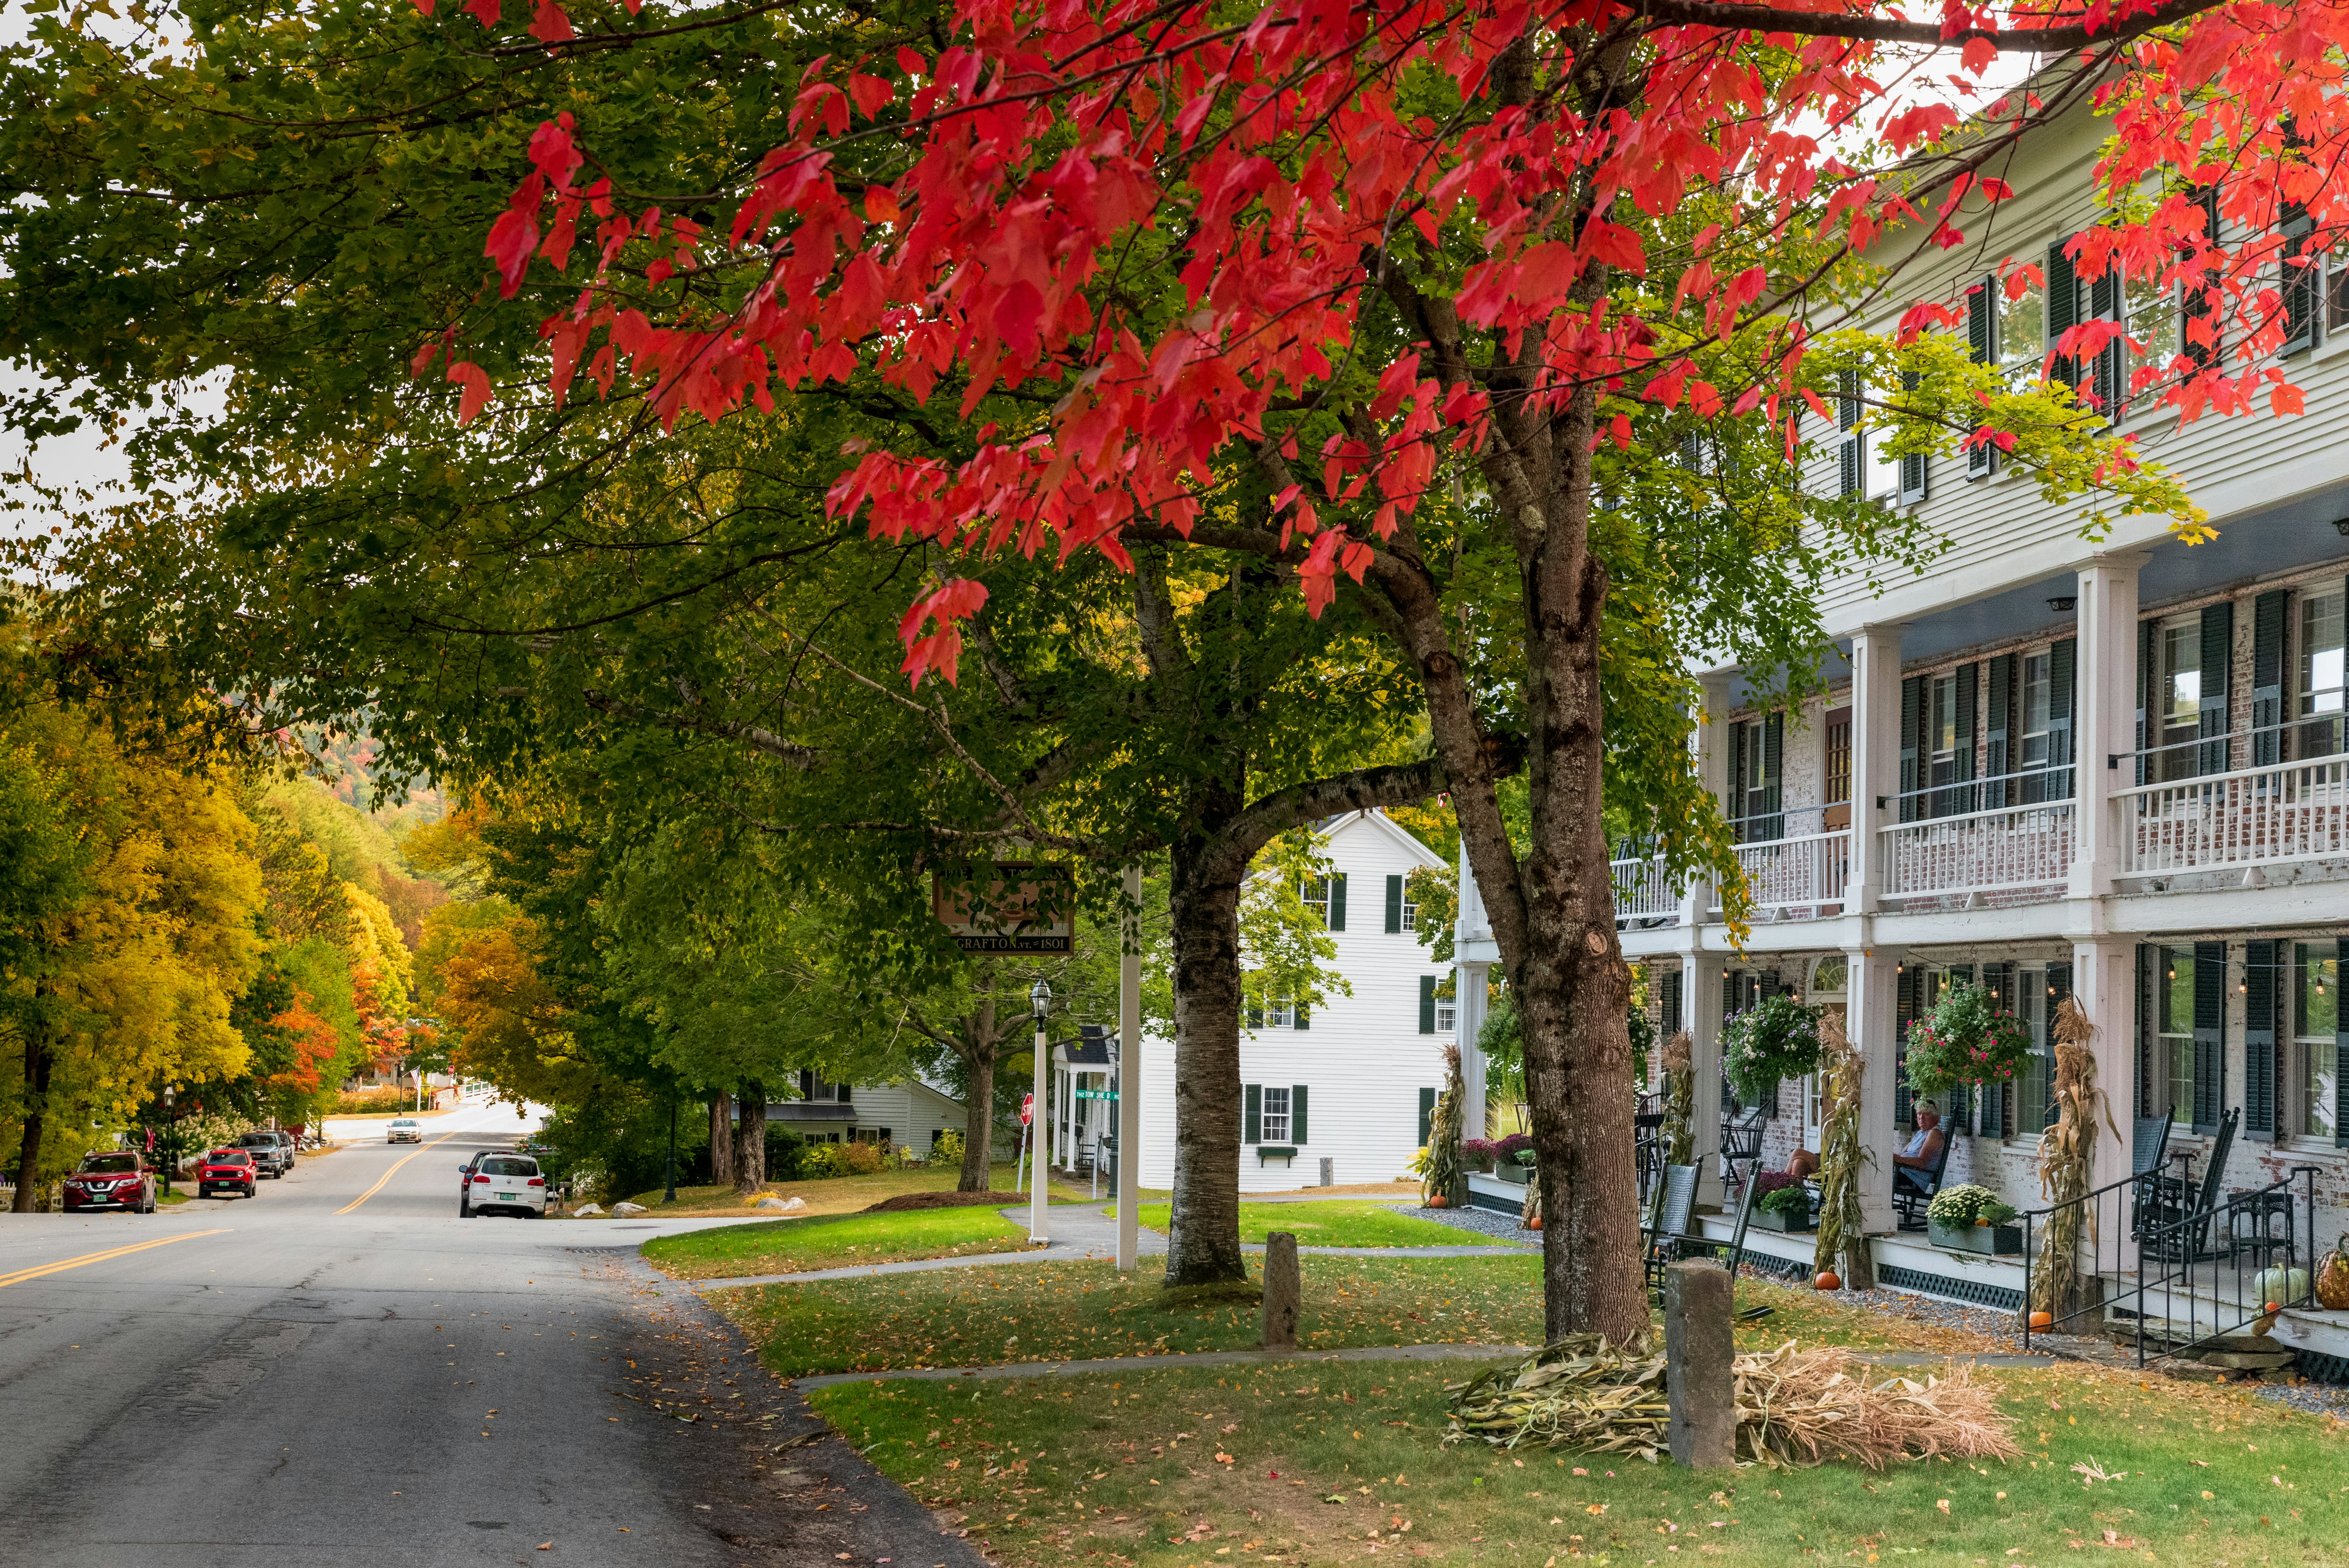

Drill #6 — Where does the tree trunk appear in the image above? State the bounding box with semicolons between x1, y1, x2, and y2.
733;1082;767;1194
1162;829;1249;1287
1513;383;1643;1343
958;1020;1000;1192
709;1092;734;1190
11;1030;49;1214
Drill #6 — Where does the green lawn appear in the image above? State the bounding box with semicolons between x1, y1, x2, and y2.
717;1255;1549;1378
642;1205;1039;1280
617;1163;1093;1218
814;1352;2349;1566
1124;1201;1488;1248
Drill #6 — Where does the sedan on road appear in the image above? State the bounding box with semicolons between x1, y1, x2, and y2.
385;1118;424;1144
62;1151;157;1213
195;1148;259;1200
460;1154;547;1218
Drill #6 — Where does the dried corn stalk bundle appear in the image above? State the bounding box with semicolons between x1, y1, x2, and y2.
1811;1010;1875;1290
1662;1029;1695;1167
1424;1042;1467;1207
2030;997;2118;1323
1444;1333;2021;1471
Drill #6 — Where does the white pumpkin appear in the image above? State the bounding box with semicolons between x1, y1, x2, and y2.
2253;1265;2310;1307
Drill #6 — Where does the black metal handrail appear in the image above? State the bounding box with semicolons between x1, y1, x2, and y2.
2021;1164;2321;1366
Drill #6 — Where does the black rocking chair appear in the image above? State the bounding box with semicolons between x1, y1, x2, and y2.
1892;1124;1952;1231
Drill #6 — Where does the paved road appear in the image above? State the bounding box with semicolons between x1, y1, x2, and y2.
0;1107;981;1568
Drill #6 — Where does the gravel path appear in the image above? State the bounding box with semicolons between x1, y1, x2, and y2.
1398;1203;1540;1245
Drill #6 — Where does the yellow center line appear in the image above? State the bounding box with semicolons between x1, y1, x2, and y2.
0;1229;233;1290
337;1128;469;1215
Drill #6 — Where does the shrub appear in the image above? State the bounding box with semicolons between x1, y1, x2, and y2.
1720;994;1824;1102
763;1123;805;1183
1758;1184;1813;1218
933;1128;966;1167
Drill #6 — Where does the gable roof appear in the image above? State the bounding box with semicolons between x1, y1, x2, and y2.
1314;807;1446;870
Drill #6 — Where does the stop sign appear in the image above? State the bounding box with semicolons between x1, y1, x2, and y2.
1020;1092;1034;1125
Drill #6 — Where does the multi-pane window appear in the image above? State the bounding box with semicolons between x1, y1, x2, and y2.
2300;591;2345;757
1300;877;1331;925
2158;617;2203;781
1736;720;1779;832
2126;276;2178;404
1264;997;1295;1029
2014;969;2051;1136
1824;715;1853;809
2297;945;2338;1140
1435;996;1458;1033
2158;948;2199;1126
2000;277;2045;381
1928;672;1964;808
1399;894;1419;932
2020;652;2054;800
1260;1085;1292;1143
2329;254;2349;337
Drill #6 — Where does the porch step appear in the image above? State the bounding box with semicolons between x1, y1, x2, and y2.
2195;1350;2297;1371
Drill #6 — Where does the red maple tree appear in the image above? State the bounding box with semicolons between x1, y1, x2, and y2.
416;0;2342;1332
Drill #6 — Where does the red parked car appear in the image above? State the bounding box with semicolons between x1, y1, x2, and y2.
62;1151;158;1213
196;1147;259;1199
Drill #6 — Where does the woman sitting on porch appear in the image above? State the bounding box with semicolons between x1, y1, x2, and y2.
1895;1101;1946;1176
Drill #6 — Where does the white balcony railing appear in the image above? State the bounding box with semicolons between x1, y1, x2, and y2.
1880;800;2074;900
2115;756;2349;879
1711;829;1851;917
1610;855;1680;923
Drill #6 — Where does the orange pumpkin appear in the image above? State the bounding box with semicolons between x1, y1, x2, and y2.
1529;1215;1544;1231
1427;1194;1450;1209
1815;1270;1841;1292
2028;1311;2053;1330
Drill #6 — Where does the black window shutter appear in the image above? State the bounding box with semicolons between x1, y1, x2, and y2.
2043;961;2072;1133
1837;369;1862;497
2253;590;2288;767
1966;274;1998;478
1729;718;1750;840
1419;1086;1436;1147
1248;998;1264;1029
1723;971;1739;1029
2192;941;2225;1135
2089;260;2123;413
1897;371;1929;505
1661;968;1682;1039
2183;187;2220;369
2246;938;2278;1139
2050;637;2078;800
2198;601;2233;776
1291;1085;1308;1144
1985;653;2014;809
1954;662;1979;813
2283;203;2318;355
1385;874;1404;933
1418;975;1436;1035
2046;235;2080;387
2135;618;2158;785
1894;964;1916;1128
1244;1084;1262;1145
1898;675;1924;821
2136;945;2154;1119
1295;996;1310;1030
1761;713;1784;841
1327;873;1346;932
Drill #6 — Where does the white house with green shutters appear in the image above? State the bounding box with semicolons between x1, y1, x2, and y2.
1133;808;1457;1193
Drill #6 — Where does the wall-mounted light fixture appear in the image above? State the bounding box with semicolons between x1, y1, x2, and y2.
2048;596;2077;613
2334;518;2349;537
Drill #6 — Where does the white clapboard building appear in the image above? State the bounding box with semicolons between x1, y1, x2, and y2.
1126;809;1459;1194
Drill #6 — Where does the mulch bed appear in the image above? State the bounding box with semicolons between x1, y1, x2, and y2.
861;1190;1018;1213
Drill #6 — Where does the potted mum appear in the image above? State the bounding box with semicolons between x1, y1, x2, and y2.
1461;1138;1497;1175
1926;1183;2023;1254
1721;993;1824;1107
1906;981;2034;1099
1751;1171;1814;1232
1491;1132;1535;1185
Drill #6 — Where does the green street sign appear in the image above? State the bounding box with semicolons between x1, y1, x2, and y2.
1075;1089;1119;1101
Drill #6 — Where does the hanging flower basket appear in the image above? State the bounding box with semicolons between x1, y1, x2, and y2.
1905;982;2033;1097
1720;994;1823;1103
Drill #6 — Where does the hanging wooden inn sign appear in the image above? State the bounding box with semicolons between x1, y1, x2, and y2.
930;861;1075;954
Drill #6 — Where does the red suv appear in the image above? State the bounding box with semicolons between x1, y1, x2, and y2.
196;1148;259;1199
63;1151;157;1213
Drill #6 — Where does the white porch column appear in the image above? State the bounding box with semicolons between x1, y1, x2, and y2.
1455;834;1499;1135
1846;944;1904;1235
1845;626;1905;914
1683;673;1736;927
1687;953;1728;1206
2069;554;2146;899
2069;939;2139;1201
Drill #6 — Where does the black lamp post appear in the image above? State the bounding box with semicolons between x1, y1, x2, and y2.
159;1085;177;1199
1027;979;1051;1242
665;1091;679;1204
